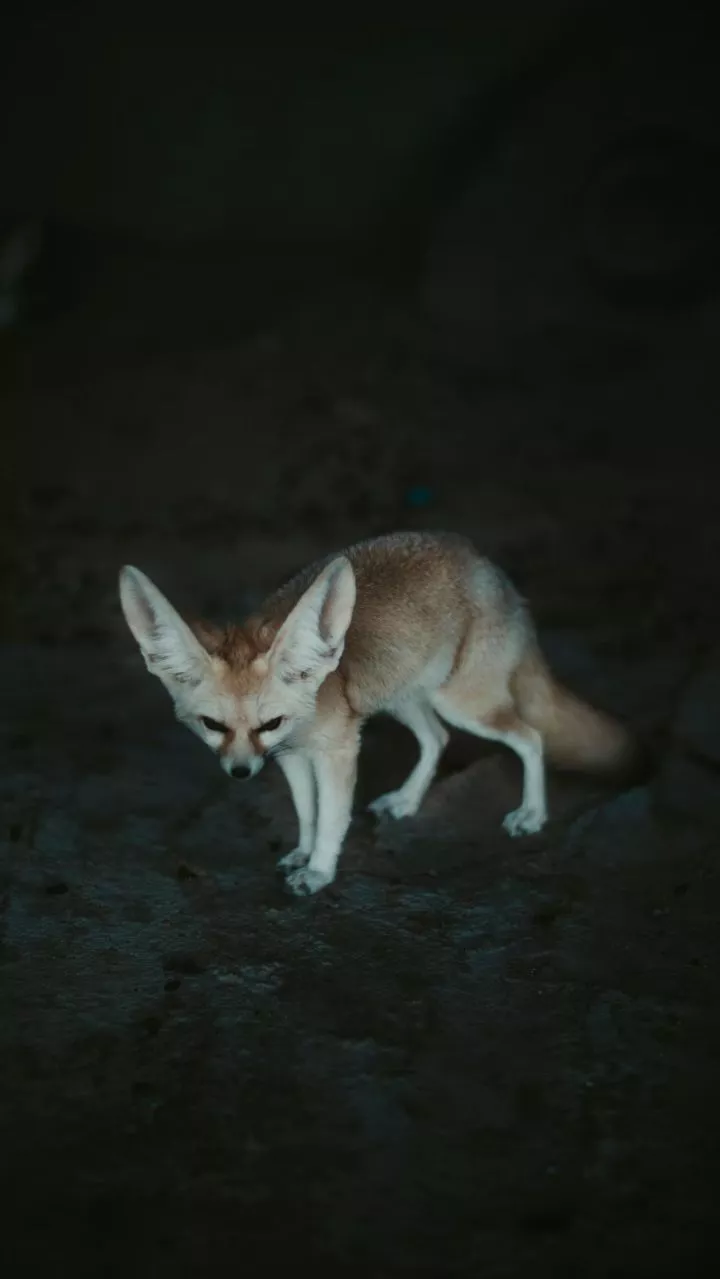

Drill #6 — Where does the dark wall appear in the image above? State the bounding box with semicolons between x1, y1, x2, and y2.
0;2;591;245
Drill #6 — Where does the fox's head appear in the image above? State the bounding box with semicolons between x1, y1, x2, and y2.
118;557;356;778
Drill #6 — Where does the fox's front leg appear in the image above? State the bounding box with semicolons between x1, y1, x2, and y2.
284;745;358;896
276;753;316;870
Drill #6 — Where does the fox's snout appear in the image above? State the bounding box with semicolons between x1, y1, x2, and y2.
219;752;265;781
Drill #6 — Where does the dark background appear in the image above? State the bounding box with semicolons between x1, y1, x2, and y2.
1;2;719;1276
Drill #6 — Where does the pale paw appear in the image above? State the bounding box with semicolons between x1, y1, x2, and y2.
285;866;334;897
502;805;547;837
277;847;311;871
368;789;421;821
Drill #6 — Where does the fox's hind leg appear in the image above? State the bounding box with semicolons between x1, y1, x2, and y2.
431;693;547;836
369;698;449;820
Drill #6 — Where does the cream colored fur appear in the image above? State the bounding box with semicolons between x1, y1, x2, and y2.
119;531;635;895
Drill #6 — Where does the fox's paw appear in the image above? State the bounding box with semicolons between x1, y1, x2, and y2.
368;789;420;821
277;847;311;871
502;805;547;837
285;866;334;897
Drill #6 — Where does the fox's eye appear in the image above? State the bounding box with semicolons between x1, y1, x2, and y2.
201;716;228;734
258;716;284;734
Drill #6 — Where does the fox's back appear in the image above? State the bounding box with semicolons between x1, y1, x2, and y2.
258;532;527;712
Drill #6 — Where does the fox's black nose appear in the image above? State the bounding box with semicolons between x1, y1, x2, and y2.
231;764;253;781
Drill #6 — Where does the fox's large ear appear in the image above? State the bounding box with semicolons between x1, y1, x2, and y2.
119;565;211;689
268;556;356;686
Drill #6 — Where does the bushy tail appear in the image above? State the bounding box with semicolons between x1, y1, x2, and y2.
511;649;638;775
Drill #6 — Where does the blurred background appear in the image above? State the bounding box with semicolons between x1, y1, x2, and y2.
2;1;719;649
2;2;720;1275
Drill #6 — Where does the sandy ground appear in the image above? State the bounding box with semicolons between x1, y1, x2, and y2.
1;281;719;1276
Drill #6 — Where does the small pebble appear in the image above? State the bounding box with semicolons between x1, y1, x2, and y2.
45;881;69;896
176;862;204;881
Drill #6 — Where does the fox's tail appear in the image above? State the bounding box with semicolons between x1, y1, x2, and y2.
511;648;639;776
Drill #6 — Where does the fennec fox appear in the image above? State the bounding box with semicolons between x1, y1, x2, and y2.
119;531;635;896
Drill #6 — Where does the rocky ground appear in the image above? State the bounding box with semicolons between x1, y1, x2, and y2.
1;282;719;1276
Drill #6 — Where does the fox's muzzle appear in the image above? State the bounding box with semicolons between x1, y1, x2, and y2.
222;754;264;781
